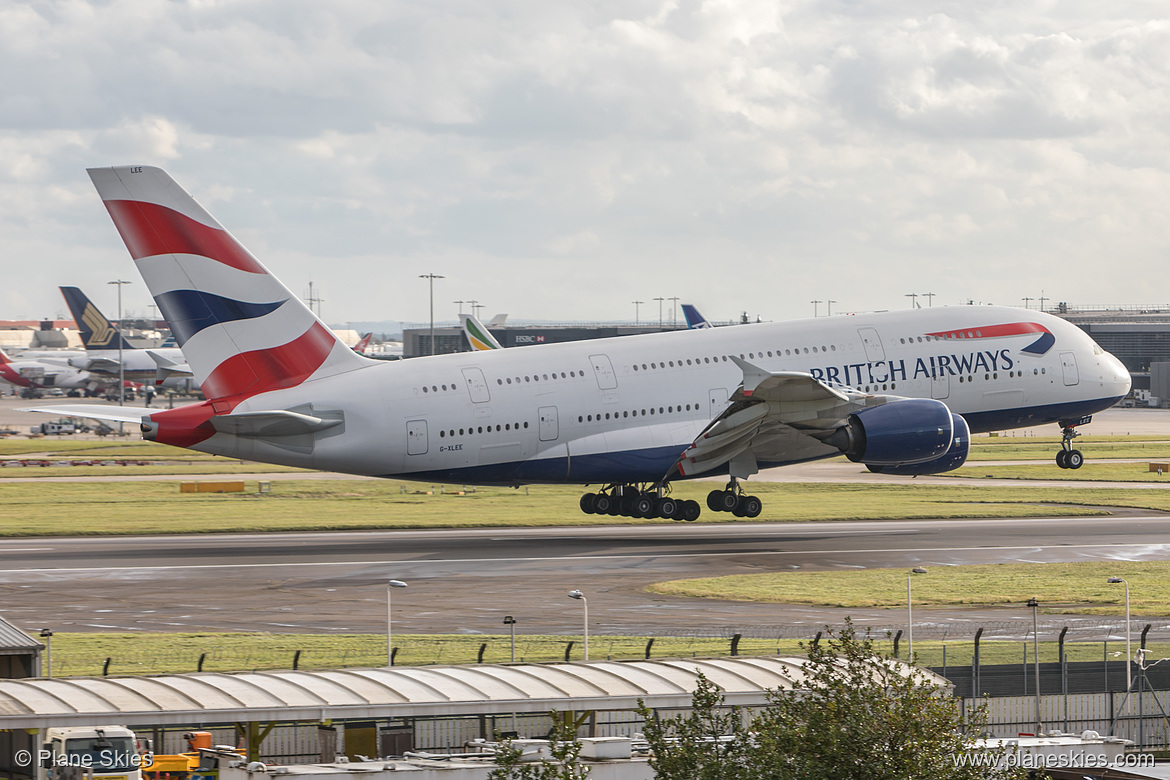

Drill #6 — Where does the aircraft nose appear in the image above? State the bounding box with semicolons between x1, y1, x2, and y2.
1104;352;1131;397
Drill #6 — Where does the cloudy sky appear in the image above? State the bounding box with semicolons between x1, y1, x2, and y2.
2;0;1168;328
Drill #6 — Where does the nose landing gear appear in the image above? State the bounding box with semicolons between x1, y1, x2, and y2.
1056;418;1087;470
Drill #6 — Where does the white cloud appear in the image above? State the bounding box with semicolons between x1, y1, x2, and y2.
1;0;1169;322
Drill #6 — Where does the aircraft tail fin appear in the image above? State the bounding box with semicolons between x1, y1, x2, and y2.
462;314;503;351
353;332;373;354
87;166;372;403
59;286;138;351
682;304;712;329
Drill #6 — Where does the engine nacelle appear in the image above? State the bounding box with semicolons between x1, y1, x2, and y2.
866;413;970;475
826;398;954;465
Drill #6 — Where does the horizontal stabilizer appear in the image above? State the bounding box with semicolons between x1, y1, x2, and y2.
209;410;342;438
78;357;122;373
146;350;194;383
20;404;147;425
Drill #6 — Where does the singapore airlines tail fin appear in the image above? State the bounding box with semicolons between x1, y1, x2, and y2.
87;166;372;402
462;314;504;351
59;286;138;351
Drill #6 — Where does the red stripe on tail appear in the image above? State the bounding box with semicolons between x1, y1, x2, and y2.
104;200;266;274
201;322;336;400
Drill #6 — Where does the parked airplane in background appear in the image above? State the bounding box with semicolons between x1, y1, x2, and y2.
31;166;1131;522
463;315;504;351
0;347;96;397
59;286;194;390
682;304;712;330
353;332;374;354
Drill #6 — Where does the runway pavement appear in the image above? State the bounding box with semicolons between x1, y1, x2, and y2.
2;395;1168;641
2;513;1169;641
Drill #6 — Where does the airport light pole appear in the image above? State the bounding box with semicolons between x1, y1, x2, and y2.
503;615;517;662
386;579;407;666
419;274;444;356
568;590;588;660
470;300;484;319
810;300;822;317
1108;577;1131;698
905;293;918;309
907;567;926;659
922;292;935;307
1022;297;1034;310
39;628;52;678
653;297;665;328
827;300;837;317
631;301;643;325
108;279;131;407
1027;597;1041;734
454;300;466;316
668;297;680;328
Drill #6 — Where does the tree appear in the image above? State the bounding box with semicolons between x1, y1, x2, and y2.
636;673;751;780
639;620;1026;780
488;713;592;780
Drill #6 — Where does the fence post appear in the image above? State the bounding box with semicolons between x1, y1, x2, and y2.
102;657;111;677
1058;627;1068;732
892;630;901;659
197;652;206;672
730;634;741;657
973;628;983;699
564;641;575;662
477;643;487;664
644;638;654;659
293;650;301;670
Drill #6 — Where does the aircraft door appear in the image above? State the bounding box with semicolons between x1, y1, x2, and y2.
406;420;428;455
858;328;886;362
590;354;618;390
708;387;729;417
538;406;559;442
461;367;491;403
931;372;950;400
1061;352;1080;386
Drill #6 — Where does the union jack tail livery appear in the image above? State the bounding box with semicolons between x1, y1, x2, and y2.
87;166;371;404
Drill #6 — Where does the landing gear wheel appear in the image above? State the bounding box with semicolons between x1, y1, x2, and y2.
657;497;680;520
739;495;763;518
580;493;597;514
719;490;740;511
707;490;724;512
1056;451;1069;469
593;494;613;513
1066;449;1084;469
633;495;654;517
681;500;701;522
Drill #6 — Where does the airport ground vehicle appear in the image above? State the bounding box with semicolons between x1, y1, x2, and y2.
37;726;146;780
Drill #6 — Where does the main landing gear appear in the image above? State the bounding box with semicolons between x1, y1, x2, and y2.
705;478;762;518
579;484;701;521
1056;423;1085;470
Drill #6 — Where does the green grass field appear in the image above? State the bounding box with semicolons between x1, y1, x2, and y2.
647;560;1166;616
44;630;1143;676
947;462;1170;482
0;478;1136;536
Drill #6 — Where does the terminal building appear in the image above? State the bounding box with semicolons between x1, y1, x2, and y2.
1050;304;1170;402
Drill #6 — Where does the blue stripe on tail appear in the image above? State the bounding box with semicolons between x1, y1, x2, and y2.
154;290;286;346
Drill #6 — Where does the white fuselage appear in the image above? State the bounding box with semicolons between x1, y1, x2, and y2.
178;306;1130;486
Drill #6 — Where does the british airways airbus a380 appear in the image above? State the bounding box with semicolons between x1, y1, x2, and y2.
32;166;1131;522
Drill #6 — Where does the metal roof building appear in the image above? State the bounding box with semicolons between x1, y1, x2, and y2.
0;656;894;729
0;618;43;679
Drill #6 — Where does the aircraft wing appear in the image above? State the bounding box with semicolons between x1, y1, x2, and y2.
671;357;877;479
74;356;123;373
20;404;148;425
